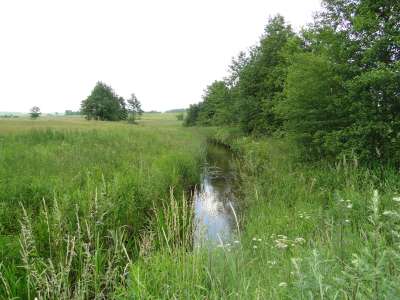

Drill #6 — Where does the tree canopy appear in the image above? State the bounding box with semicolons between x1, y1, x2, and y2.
81;82;134;122
30;106;41;119
126;93;143;123
185;1;400;165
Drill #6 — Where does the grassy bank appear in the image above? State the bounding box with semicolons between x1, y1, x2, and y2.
0;115;206;299
211;129;400;298
120;128;400;299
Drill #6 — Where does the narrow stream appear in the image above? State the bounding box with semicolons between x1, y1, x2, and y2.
193;143;240;247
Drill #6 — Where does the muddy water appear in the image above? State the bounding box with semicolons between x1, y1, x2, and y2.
193;143;240;247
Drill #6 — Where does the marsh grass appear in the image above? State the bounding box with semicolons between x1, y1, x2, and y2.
0;117;206;299
196;130;400;298
2;119;400;299
119;129;400;299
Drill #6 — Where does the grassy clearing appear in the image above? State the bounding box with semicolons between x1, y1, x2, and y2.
0;115;206;299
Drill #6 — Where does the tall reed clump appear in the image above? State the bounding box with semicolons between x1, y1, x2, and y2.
116;190;205;299
16;196;132;300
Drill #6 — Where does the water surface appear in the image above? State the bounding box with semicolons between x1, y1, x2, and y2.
193;143;239;247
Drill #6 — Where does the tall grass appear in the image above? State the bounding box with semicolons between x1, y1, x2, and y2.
119;129;400;299
0;117;206;299
2;119;400;298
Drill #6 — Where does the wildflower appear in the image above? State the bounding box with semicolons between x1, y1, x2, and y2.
253;245;258;249
393;197;400;202
258;238;262;242
294;237;305;244
234;240;240;244
278;282;287;287
391;230;400;238
252;237;257;241
347;204;353;209
383;210;397;217
351;254;359;267
371;190;379;218
275;240;288;249
277;235;287;239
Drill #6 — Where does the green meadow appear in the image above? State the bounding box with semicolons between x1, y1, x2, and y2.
0;114;206;299
1;116;400;299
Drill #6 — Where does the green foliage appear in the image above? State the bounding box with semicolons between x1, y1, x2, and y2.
184;103;201;126
278;53;348;159
64;110;80;116
126;93;143;124
188;1;400;165
197;81;232;126
30;106;41;119
80;82;128;121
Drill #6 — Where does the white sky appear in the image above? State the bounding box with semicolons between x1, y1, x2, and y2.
0;0;321;113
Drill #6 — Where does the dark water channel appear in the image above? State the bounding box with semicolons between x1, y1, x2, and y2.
193;143;240;247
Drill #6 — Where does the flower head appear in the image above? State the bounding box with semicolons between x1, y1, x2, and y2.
278;282;287;287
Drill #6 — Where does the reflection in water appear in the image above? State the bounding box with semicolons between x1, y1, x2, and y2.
194;144;238;247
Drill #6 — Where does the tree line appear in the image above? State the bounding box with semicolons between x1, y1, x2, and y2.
185;0;399;164
81;82;143;123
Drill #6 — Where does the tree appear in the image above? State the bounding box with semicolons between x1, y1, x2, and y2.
197;81;231;126
278;53;348;159
232;15;295;134
186;5;400;164
184;103;201;126
126;93;143;123
30;106;41;119
305;0;400;163
65;110;81;116
80;82;127;121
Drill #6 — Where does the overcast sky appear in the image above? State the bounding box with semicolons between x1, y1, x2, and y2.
0;0;321;113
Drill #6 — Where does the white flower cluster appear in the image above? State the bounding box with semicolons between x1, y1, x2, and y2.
339;198;353;209
252;236;262;249
298;212;311;220
273;235;306;250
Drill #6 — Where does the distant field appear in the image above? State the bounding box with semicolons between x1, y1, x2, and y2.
0;113;182;134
